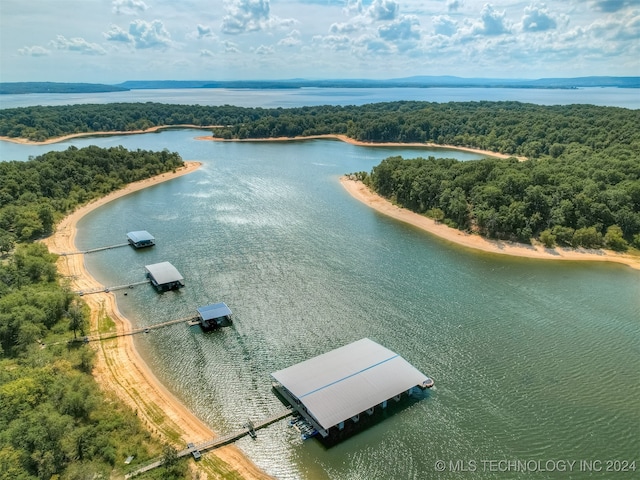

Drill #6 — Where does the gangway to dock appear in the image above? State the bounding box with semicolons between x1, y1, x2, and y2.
75;279;151;296
59;242;129;256
81;315;199;343
124;409;293;479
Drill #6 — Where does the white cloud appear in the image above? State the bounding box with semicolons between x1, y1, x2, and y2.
368;0;399;21
433;15;457;36
378;15;421;42
105;25;133;43
200;49;215;57
330;22;359;34
222;0;296;34
129;20;171;48
614;11;640;40
278;30;301;47
522;4;557;32
18;45;50;57
224;40;241;53
467;4;511;36
254;44;274;55
106;20;172;49
313;34;352;51
50;35;107;55
112;0;148;15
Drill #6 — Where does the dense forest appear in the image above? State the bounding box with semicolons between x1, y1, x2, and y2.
356;154;639;249
0;147;190;479
1;101;638;248
0;101;637;160
0;145;183;249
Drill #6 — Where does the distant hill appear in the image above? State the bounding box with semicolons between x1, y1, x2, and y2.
0;82;129;94
118;76;640;90
2;77;638;95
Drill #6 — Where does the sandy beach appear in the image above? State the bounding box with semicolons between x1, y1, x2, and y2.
340;177;640;271
196;133;524;160
1;124;220;145
43;161;271;480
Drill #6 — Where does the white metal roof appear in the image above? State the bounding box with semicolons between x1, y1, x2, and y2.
197;302;232;320
127;230;155;243
144;262;184;285
271;338;429;430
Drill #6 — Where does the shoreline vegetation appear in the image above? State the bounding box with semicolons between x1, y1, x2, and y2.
42;161;272;480
0;124;219;145
8;126;636;269
340;177;640;270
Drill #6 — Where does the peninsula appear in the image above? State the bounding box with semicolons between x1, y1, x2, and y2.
340;177;640;270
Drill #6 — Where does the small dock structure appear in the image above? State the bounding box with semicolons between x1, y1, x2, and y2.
127;230;155;248
145;262;185;291
192;302;233;330
271;338;433;443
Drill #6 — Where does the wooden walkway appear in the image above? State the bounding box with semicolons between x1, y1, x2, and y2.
124;409;293;479
82;315;199;343
59;242;129;256
75;279;150;296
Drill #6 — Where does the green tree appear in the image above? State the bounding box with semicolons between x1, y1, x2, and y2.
67;300;88;340
604;225;628;251
539;229;556;248
572;227;603;249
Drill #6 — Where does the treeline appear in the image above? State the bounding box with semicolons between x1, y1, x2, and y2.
1;101;639;161
358;151;640;249
0;146;183;249
0;146;189;478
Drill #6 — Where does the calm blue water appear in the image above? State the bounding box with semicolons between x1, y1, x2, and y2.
1;86;638;110
9;129;634;479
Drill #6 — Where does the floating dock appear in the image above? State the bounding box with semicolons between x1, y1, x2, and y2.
271;338;433;443
127;230;155;248
145;262;185;291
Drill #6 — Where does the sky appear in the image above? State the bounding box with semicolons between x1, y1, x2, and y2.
1;0;639;83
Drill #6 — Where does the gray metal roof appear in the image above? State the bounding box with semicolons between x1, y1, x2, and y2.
127;230;155;243
271;338;429;430
197;302;232;320
144;262;184;285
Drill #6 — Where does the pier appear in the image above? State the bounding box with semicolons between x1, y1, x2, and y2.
78;315;199;343
124;409;293;479
59;242;129;256
75;279;151;296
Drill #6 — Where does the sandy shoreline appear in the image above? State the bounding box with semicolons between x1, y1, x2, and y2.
2;127;524;160
340;177;640;270
196;133;523;160
43;161;271;479
0;124;220;145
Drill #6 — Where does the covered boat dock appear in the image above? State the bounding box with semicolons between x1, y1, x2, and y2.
127;230;155;248
145;262;185;291
194;302;233;329
271;338;433;443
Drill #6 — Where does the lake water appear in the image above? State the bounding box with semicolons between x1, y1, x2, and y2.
1;86;639;110
2;89;639;478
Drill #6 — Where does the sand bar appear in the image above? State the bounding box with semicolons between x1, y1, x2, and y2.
340;177;640;271
43;161;271;479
